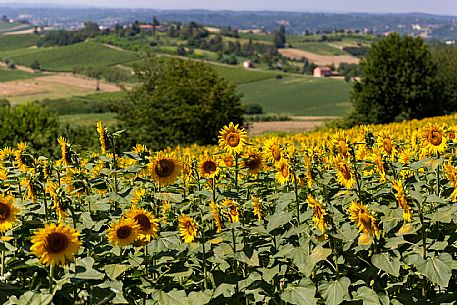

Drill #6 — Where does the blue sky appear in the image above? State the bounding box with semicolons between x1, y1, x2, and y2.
3;0;457;15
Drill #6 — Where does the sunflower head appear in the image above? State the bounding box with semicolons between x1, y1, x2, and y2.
376;130;396;158
96;121;107;154
331;131;350;158
222;198;239;223
15;142;34;172
107;218;141;247
209;201;223;233
243;149;263;176
178;214;198;244
199;155;219;179
148;152;182;187
421;124;447;155
251;197;263;221
0;194;19;232
125;207;159;241
334;155;355;189
218;122;247;155
348;201;380;243
307;194;327;233
263;137;282;164
30;223;81;266
275;158;291;185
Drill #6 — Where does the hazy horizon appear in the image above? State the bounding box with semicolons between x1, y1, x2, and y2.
2;0;457;16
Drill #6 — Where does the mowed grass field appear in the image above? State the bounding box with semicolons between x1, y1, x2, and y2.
4;42;139;72
290;42;348;56
0;68;42;82
213;64;282;85
237;75;351;116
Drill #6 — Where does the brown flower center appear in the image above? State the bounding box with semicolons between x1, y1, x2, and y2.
0;202;10;221
340;163;351;180
246;154;261;170
382;138;393;154
116;226;132;240
155;159;175;178
226;132;240;147
428;130;442;146
45;232;69;254
224;156;234;167
338;141;348;156
135;214;152;232
203;161;217;174
281;164;289;178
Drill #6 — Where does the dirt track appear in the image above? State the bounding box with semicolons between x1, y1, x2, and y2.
278;48;360;67
247;117;336;136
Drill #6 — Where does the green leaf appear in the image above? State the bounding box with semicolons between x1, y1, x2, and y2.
6;291;52;305
309;245;332;266
187;291;211;305
74;257;104;280
267;211;293;232
104;264;128;280
353;286;381;305
318;277;351;305
151;289;189;305
416;253;452;288
372;252;400;277
281;284;317;305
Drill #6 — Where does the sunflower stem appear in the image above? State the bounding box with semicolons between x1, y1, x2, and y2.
416;199;428;304
144;245;148;276
42;187;48;222
110;136;118;211
293;174;300;226
49;264;54;294
436;163;440;196
0;249;4;278
235;153;239;192
231;226;239;293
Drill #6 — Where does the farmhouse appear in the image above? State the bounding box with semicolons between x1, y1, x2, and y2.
313;67;333;78
243;60;254;69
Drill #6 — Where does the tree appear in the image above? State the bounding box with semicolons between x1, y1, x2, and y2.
31;60;41;72
152;16;160;36
432;46;457;113
117;55;244;150
273;25;286;48
348;33;441;125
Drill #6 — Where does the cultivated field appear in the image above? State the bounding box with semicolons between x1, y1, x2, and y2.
290;42;348;56
278;48;360;66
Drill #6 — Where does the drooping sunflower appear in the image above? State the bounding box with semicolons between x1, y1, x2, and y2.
275;158;291;185
331;130;350;158
251;197;263;221
46;181;67;222
22;177;37;203
0;194;20;232
148;152;182;187
218;122;247;155
210;201;223;233
263;137;282;164
178;214;198;244
198;155;219;179
334;155;355;189
30;223;81;266
348;201;380;245
57;136;70;166
96;121;107;154
125;207;159;241
391;180;412;222
368;148;387;182
307;194;327;234
15;142;33;173
222;198;239;223
304;153;314;188
0;147;15;165
243;149;263;176
421;123;447;155
376;130;397;160
107;218;140;247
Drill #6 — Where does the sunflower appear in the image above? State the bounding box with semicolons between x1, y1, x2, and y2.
223;154;235;167
331;131;350;158
30;223;81;266
334;155;355;189
444;162;457;202
243;149;263;176
263;137;282;164
148;152;182;187
251;197;263;221
132;144;148;157
96;121;107;154
348;201;380;245
198;155;219;179
161;201;171;224
275;158;291;185
107;218;140;247
307;194;327;234
421;123;447;155
57;136;70;166
222;198;239;223
210;201;223;233
0;194;20;232
179;214;198;244
22;178;37;203
218;122;247;155
131;188;146;206
46;181;67;222
0;147;14;164
15;142;33;173
376;130;397;160
125;207;159;241
304;154;314;188
391;180;412;222
368;148;387;182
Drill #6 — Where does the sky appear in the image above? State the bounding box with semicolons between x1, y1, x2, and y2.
2;0;457;16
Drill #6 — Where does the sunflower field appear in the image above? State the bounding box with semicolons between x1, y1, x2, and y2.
0;115;456;305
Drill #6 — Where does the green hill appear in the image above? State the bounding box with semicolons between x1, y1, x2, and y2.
0;35;40;52
7;42;139;72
